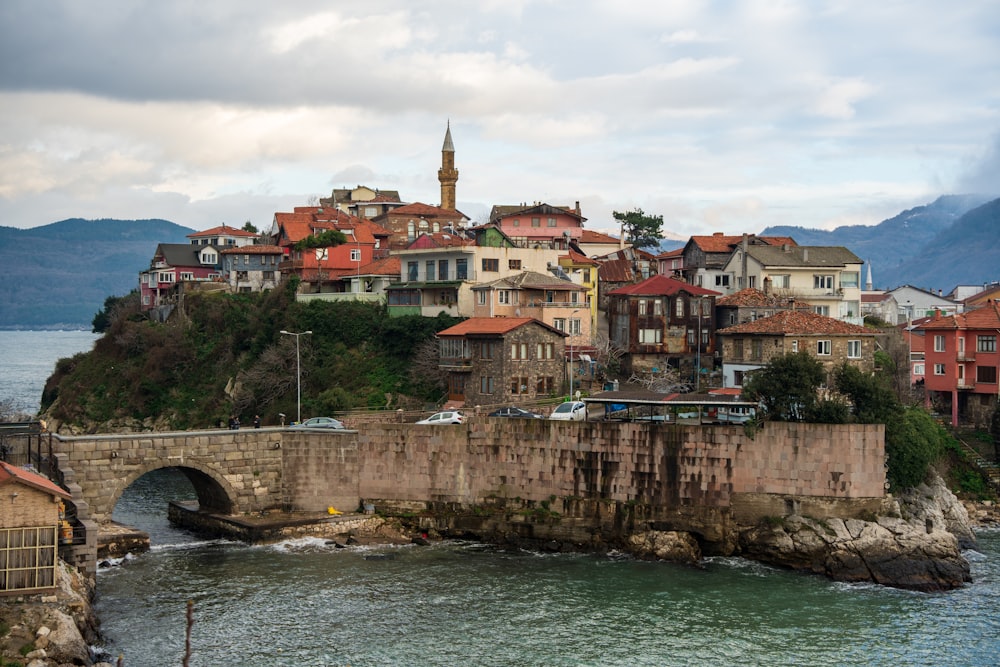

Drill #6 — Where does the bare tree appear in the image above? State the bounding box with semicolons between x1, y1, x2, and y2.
627;366;691;394
407;337;447;397
589;330;626;380
231;340;299;414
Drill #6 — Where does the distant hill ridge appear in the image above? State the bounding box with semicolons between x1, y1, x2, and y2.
761;194;998;291
0;218;194;328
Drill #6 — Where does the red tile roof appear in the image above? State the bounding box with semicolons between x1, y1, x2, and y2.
357;256;400;276
916;301;1000;331
716;288;794;307
187;225;258;239
579;229;620;244
560;249;599;265
0;461;71;500
437;317;567;337
607;274;721;297
689;233;796;253
388;202;467;219
655;247;684;259
717;309;873;335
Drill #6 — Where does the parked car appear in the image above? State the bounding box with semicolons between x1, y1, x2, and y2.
415;411;466;425
291;416;346;429
487;406;544;419
548;401;587;421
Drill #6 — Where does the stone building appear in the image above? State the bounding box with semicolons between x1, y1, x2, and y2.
436;317;567;408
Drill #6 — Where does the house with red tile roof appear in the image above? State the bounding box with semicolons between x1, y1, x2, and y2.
0;461;72;594
914;301;1000;427
487;202;586;250
139;243;225;312
187;224;258;248
319;185;404;219
435;317;568;407
680;233;796;291
716;309;876;389
575;228;623;258
655;247;685;279
607;274;721;380
370;202;469;249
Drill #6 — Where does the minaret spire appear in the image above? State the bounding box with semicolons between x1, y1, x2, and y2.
438;120;459;210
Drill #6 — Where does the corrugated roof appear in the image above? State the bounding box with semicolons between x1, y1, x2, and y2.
597;258;634;283
717;309;873;335
607;274;721;297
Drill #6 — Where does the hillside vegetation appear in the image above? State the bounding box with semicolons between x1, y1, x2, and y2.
41;281;460;432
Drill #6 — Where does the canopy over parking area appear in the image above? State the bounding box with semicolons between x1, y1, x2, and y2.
584;388;758;424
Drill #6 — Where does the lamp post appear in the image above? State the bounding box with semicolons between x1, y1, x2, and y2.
695;297;702;392
569;309;581;400
280;330;312;424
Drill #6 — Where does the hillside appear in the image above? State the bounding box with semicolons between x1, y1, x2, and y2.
891;199;1000;289
761;195;992;289
0;218;194;328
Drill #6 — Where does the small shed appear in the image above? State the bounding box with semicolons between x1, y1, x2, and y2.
0;461;72;595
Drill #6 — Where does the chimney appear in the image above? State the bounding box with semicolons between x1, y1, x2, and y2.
802;248;809;261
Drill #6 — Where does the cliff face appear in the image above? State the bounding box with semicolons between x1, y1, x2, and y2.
737;474;973;592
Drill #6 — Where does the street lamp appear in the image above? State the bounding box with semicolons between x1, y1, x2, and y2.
280;330;312;423
569;309;581;400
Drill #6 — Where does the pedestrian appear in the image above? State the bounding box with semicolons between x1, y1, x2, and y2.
253;415;261;428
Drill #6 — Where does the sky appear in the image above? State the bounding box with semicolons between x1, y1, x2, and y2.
1;1;998;240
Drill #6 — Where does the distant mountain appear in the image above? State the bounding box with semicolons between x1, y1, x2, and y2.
890;199;1000;291
761;194;992;289
0;218;194;329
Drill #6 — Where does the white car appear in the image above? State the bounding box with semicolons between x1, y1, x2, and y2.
548;401;587;421
415;410;466;425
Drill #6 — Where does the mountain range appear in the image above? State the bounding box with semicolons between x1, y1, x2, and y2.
1;195;998;328
0;218;194;329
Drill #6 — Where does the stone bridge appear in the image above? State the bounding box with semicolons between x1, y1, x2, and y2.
50;420;887;577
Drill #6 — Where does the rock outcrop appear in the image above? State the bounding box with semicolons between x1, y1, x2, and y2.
625;530;702;564
738;474;974;592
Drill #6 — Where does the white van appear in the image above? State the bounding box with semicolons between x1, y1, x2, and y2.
549;401;587;421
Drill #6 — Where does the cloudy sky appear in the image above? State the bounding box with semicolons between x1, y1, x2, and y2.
1;1;997;238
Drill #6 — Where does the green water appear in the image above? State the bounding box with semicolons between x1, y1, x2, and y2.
94;469;1000;667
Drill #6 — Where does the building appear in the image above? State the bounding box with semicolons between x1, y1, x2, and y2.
655;247;685;279
319;185;403;219
715;287;801;329
716;310;877;389
0;461;72;595
889;285;960;322
220;245;284;293
680;233;795;291
471;271;591;348
186;224;258;248
861;291;900;324
486;202;586;250
607;274;721;380
139;243;223;312
371;202;469;250
436;317;567;408
915;301;1000;427
722;243;864;324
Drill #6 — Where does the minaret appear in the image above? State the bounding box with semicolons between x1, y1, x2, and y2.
865;261;873;290
438;121;459;210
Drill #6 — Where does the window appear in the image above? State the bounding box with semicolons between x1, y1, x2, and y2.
934;335;945;352
934;364;946;375
675;297;684;317
751;340;763;360
977;366;998;383
510;377;529;395
653;300;663;315
537;342;554;359
512;219;520;227
814;275;834;290
733;339;743;358
545;291;555;303
180;272;194;281
407;262;418;281
817;340;831;355
511;343;528;360
639;328;662;344
350;249;361;262
480;376;495;394
791;340;799;353
509;259;521;270
687;329;695;345
531;217;541;227
977;335;997;352
263;271;274;280
243;254;250;264
734;370;747;386
365;206;378;217
499;290;512;304
569;319;582;335
748;276;756;289
439;339;468;359
547;217;557;227
715;274;730;287
570;292;579;304
476;290;487;305
438;260;449;281
772;274;791;289
638;300;648;316
426;261;436;281
456;258;468;280
407;221;416;239
553;318;566;332
482;258;499;272
536;376;554;393
813;305;830;316
914;363;924;375
480;341;498;359
158;272;174;283
847;340;861;358
841;272;859;288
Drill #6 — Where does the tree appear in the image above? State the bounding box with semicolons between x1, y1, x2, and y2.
612;208;664;250
91;291;141;333
884;407;946;490
242;221;258;234
294;230;347;251
833;363;900;424
742;351;826;421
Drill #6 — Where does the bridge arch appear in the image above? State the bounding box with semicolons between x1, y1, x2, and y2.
112;462;238;517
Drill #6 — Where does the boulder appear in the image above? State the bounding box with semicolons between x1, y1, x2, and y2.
895;475;978;549
625;530;701;564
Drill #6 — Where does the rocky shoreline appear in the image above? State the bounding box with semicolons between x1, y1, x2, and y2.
3;485;997;666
